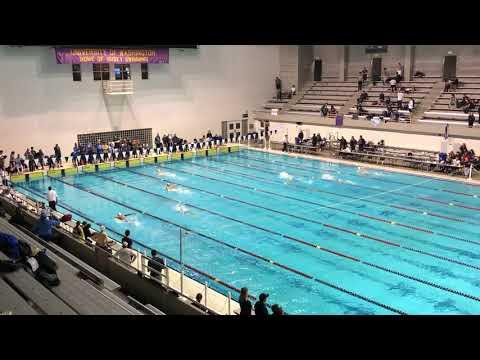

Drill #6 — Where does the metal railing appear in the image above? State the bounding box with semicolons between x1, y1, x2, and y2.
3;189;244;315
102;80;134;95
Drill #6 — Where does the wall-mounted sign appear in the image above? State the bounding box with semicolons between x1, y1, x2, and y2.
55;48;169;64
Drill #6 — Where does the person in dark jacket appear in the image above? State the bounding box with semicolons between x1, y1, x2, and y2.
468;112;475;128
149;249;166;280
254;293;269;316
33;213;60;242
0;232;20;259
238;287;252;316
349;136;358;151
358;136;366;152
271;304;284;316
339;136;348;150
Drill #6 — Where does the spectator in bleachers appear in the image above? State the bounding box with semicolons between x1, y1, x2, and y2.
408;98;415;113
115;241;137;265
275;76;282;100
349;136;357;151
444;79;452;93
291;84;296;97
149;249;165;280
357;73;363;91
254;293;269;316
122;229;133;249
339;136;347;150
449;94;457;110
33;212;60;242
321;103;329;117
73;221;85;242
239;287;252;316
312;134;318;147
397;63;404;81
271;304;284;316
379;92;385;104
397;89;404;108
468;112;475;128
362;67;368;83
390;78;397;92
330;105;337;115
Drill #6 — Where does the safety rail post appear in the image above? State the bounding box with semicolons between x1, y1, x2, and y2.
227;291;232;315
180;270;184;295
204;281;208;308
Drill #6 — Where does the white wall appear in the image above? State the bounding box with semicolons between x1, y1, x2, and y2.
414;45;480;76
269;122;480;154
0;45;280;155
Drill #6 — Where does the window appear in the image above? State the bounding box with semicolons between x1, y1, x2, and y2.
93;63;110;81
114;64;131;80
72;64;81;82
229;123;234;130
141;63;149;80
235;123;241;129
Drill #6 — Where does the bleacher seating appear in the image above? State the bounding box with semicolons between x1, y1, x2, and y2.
287;81;358;115
263;98;289;110
420;77;480;126
346;80;436;123
0;215;143;315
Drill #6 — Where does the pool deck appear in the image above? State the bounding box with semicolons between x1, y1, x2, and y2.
241;144;480;186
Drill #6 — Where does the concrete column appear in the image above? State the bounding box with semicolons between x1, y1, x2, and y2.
279;45;299;91
404;45;415;81
338;45;344;81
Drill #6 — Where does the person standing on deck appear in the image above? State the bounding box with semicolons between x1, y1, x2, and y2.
47;186;58;211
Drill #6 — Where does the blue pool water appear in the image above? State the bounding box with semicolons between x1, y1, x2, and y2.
15;149;480;314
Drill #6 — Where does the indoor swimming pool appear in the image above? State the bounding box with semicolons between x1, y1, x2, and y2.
14;149;480;314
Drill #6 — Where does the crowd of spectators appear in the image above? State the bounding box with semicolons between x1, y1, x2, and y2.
0;144;63;175
443;143;479;172
0;131;231;177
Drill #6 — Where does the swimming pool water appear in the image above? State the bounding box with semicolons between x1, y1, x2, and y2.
15;149;480;314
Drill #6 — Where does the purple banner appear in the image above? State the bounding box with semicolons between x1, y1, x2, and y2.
55;48;169;64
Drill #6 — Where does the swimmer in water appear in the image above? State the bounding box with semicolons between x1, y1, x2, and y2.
175;203;188;214
279;171;294;182
114;212;134;222
157;169;167;176
357;167;369;175
165;183;177;192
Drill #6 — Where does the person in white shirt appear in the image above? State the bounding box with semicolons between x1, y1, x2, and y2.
397;90;404;108
47;186;57;211
0;168;7;187
291;85;296;97
408;98;414;112
116;241;137;265
390;78;397;92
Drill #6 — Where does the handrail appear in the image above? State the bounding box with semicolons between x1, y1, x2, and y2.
3;189;236;315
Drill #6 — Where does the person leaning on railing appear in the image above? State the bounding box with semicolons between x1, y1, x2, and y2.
238;287;252;316
148;249;166;280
